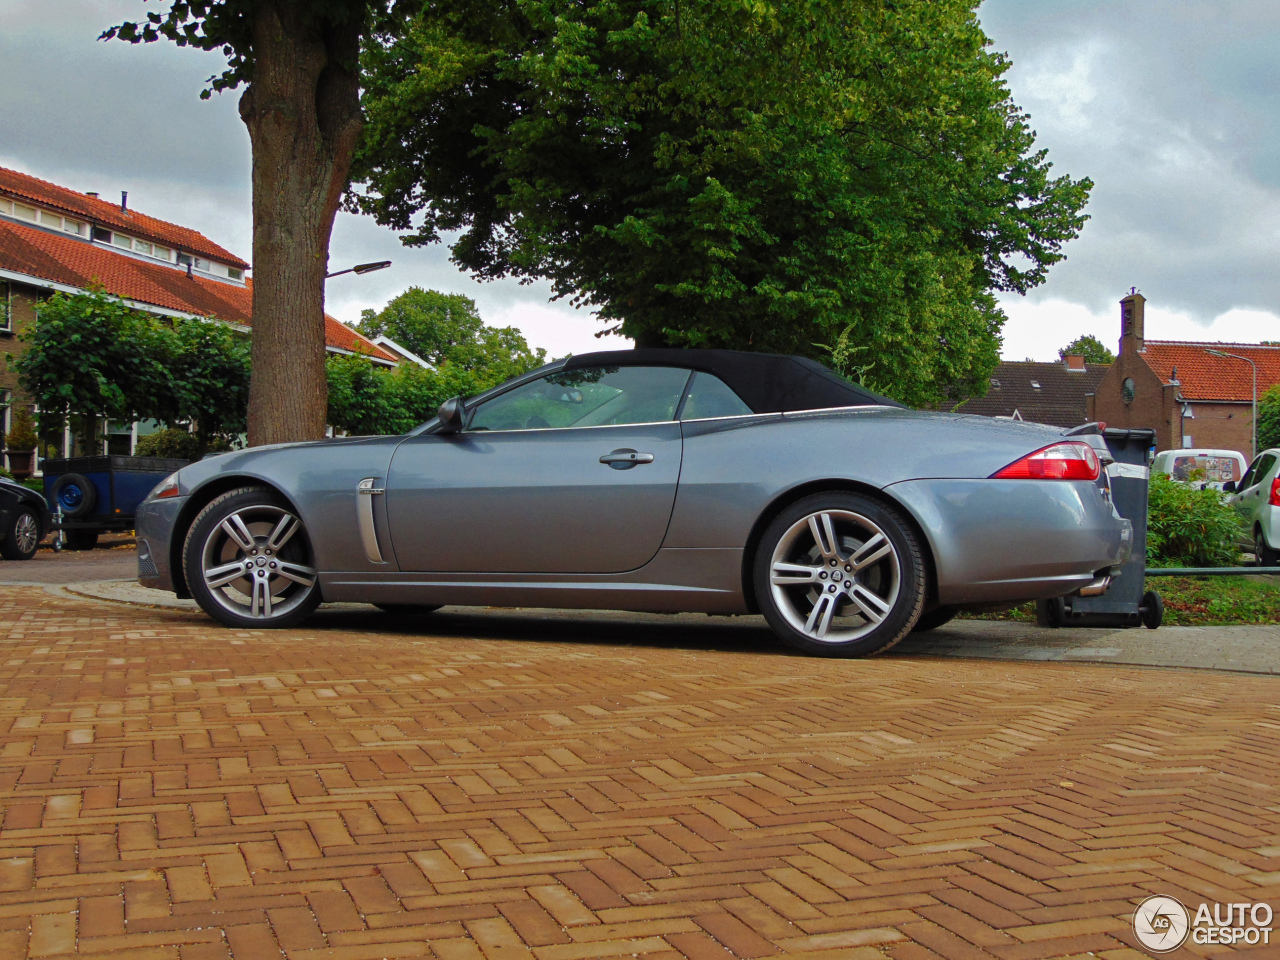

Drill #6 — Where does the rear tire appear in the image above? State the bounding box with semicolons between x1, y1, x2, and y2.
184;486;321;629
64;529;98;551
1256;529;1279;568
911;606;958;633
0;507;41;560
753;492;926;657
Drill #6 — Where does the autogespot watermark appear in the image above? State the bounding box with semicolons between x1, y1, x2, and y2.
1132;895;1274;952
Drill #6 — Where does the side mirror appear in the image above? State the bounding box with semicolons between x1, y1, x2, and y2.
1222;480;1237;493
436;396;465;434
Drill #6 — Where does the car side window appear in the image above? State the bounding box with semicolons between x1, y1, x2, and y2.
466;366;692;432
678;372;753;420
1239;458;1260;491
1256;454;1277;485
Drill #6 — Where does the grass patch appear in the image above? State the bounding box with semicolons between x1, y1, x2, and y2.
961;576;1280;626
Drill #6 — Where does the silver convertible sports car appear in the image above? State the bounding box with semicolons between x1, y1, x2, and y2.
137;349;1133;657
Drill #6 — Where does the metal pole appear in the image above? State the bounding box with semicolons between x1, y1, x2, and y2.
1207;350;1258;459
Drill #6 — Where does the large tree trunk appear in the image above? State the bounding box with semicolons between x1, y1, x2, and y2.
241;2;363;446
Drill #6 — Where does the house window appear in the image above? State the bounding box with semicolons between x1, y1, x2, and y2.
177;253;193;267
0;198;10;216
152;244;171;261
112;233;132;250
0;282;10;333
92;226;112;243
1030;380;1041;390
228;267;243;280
38;211;61;228
1122;377;1135;404
194;257;210;272
62;218;83;236
134;240;153;257
13;203;37;222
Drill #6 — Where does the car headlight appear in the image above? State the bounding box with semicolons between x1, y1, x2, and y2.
151;473;181;500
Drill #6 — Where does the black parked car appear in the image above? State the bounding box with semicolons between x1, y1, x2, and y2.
0;477;49;560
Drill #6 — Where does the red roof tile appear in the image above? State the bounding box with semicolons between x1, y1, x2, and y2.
0;217;394;363
0;166;249;269
1142;341;1280;402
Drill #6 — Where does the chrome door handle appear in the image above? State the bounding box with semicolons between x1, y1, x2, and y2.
600;449;655;469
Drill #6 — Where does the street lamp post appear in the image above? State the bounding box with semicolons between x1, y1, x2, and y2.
324;260;392;279
1207;349;1257;460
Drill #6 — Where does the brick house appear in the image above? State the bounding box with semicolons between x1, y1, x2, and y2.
946;356;1109;428
1087;292;1280;459
0;166;395;467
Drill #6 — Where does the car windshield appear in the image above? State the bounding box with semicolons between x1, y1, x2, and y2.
1170;455;1241;482
466;366;693;431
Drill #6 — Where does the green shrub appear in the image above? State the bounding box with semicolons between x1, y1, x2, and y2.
5;406;36;451
134;429;198;461
1146;471;1243;567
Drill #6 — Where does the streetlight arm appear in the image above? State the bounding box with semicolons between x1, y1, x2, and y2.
1206;349;1258;459
325;260;392;279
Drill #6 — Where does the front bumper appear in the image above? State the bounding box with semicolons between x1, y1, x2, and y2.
888;478;1133;606
135;496;187;594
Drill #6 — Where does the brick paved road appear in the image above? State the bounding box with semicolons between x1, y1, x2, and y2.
1;588;1278;959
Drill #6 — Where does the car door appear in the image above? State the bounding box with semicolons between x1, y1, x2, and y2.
1232;453;1275;529
385;365;692;573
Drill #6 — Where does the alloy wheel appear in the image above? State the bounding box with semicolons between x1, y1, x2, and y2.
199;504;317;620
13;512;38;555
768;508;902;643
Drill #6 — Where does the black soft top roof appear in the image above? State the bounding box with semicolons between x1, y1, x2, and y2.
562;348;902;413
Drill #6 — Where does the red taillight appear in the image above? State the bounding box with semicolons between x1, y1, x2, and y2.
992;441;1101;481
1270;477;1280;507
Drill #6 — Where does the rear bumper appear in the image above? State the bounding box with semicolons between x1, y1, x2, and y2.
135;496;186;594
887;478;1133;605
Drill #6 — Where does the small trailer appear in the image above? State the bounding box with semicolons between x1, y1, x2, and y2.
42;456;189;550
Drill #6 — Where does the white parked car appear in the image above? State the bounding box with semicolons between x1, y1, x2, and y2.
1224;449;1280;566
1151;448;1248;491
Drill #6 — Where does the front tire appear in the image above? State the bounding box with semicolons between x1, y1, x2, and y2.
184;486;321;629
753;493;926;657
0;507;41;560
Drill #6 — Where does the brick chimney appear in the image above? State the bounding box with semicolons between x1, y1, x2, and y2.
1063;354;1086;372
1119;290;1145;355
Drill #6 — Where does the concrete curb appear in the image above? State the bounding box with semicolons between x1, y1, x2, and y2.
39;579;1280;676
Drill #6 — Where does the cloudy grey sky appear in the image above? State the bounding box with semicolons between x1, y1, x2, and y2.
1;0;1277;359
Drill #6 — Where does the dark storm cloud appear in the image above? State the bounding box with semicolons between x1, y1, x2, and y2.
981;0;1280;321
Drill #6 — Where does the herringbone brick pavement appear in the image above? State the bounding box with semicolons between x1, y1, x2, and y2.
0;588;1276;959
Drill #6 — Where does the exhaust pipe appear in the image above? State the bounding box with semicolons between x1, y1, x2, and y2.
1077;574;1112;597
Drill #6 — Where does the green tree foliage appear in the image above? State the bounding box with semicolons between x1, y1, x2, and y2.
1058;335;1115;364
1258;384;1280;453
13;289;170;449
356;288;547;377
159;320;252;448
1146;471;1244;567
135;429;202;461
353;0;1091;406
14;290;250;454
326;350;539;436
